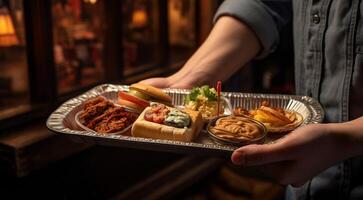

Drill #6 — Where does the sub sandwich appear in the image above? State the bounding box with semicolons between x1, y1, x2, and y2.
131;103;203;142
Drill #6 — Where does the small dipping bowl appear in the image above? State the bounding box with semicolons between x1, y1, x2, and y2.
206;115;267;147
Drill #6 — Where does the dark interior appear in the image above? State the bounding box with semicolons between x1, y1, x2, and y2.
0;0;294;199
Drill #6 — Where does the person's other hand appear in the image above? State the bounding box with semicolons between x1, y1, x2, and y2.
231;123;352;187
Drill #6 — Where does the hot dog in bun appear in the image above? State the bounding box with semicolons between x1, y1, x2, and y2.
118;83;172;113
131;103;203;142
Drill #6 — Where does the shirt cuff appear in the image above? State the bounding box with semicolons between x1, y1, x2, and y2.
214;0;280;58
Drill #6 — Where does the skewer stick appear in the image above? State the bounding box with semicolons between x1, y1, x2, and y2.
217;81;222;117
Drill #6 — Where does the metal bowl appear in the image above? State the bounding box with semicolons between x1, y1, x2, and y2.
206;115;267;147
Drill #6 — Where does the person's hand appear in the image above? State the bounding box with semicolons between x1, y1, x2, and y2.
231;123;354;187
139;77;172;88
139;77;194;89
140;16;262;89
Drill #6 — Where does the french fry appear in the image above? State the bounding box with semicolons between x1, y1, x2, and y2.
255;109;290;126
233;101;303;133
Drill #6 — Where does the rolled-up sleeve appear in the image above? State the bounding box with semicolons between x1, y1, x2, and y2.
214;0;292;58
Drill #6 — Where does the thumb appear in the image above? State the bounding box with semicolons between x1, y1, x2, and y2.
139;77;170;88
291;180;308;188
231;143;290;166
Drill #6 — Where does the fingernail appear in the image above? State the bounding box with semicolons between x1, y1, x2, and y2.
231;151;245;165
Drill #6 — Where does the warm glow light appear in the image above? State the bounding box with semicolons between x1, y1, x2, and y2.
0;7;18;47
89;0;97;4
83;0;97;5
131;9;148;28
0;15;15;35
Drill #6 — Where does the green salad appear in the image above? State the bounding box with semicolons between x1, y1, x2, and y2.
184;85;221;118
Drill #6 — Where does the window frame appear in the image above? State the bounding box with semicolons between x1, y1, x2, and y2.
0;0;221;131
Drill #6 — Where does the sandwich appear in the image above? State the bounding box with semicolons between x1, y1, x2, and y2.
131;103;203;142
118;83;172;113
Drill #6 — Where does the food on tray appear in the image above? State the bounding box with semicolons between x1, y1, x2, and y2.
79;96;138;133
234;101;303;132
118;83;172;113
79;96;115;123
164;108;191;128
184;85;224;120
131;103;203;142
208;116;265;143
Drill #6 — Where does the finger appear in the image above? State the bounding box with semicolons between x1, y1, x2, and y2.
139;78;170;88
170;82;194;89
231;143;292;166
291;180;307;188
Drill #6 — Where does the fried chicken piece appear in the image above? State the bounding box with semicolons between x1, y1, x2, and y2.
80;100;114;123
84;96;106;110
79;96;139;134
92;107;138;133
85;106;119;129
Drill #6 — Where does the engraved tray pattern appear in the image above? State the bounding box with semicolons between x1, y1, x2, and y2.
46;84;324;157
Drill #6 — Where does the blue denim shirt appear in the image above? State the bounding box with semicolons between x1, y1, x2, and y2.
215;0;363;199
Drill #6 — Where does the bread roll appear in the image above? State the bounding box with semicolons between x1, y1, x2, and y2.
131;107;203;142
130;83;172;103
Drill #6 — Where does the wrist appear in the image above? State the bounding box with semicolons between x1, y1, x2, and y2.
187;70;217;86
168;70;215;88
326;122;363;159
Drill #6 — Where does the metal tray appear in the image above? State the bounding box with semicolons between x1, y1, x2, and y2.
46;84;324;157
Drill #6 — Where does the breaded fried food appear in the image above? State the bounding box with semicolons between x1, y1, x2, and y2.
255;106;292;126
234;101;303;133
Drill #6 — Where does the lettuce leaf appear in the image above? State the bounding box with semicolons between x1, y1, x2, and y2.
201;85;217;101
185;85;217;104
184;87;200;104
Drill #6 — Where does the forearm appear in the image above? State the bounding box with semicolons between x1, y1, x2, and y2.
327;116;363;159
169;16;261;87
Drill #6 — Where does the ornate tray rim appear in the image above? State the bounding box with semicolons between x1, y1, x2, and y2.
46;84;324;156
